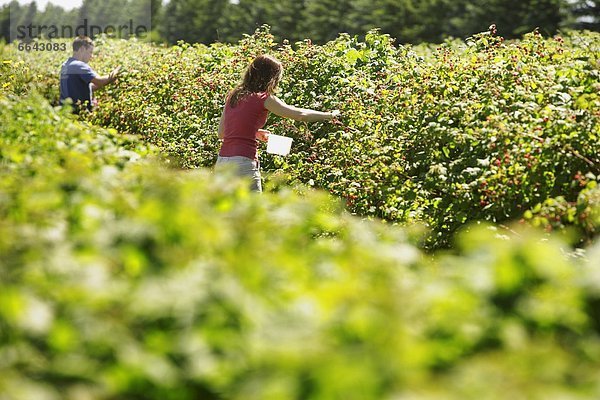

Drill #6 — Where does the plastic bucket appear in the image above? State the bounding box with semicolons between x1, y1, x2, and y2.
266;134;293;156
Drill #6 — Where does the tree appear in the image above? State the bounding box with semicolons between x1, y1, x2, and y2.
0;4;11;42
126;0;162;40
348;0;424;43
161;0;228;44
269;0;307;42
17;1;37;41
571;0;600;30
149;0;163;34
455;0;565;38
216;0;271;43
300;0;356;43
413;0;469;42
54;0;579;45
36;3;78;38
69;0;158;40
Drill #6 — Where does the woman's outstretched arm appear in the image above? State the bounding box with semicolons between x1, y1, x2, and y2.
265;95;337;122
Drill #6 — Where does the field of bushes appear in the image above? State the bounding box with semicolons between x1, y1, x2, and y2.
1;27;600;399
2;27;599;247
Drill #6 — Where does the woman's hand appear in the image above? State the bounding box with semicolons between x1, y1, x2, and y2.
256;129;270;142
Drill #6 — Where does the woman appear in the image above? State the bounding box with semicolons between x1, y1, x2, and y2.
216;54;338;192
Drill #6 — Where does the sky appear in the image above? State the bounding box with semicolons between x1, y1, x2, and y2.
0;0;83;11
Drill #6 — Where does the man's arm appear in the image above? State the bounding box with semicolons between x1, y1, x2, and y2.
91;65;121;91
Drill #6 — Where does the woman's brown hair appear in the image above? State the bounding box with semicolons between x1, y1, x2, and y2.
228;55;283;107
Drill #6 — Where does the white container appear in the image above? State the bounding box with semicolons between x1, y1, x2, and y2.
266;134;293;156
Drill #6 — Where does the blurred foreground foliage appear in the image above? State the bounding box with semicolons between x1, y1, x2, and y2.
1;92;600;399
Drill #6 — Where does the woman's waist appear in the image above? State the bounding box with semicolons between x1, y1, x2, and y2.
219;139;258;159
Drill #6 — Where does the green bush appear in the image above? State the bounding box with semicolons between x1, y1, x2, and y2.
523;181;599;243
1;93;600;399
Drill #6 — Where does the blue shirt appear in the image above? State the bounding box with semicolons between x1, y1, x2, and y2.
59;57;98;112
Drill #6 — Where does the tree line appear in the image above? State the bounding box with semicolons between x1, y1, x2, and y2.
1;0;599;45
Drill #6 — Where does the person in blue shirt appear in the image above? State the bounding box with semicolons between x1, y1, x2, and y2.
59;36;121;113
